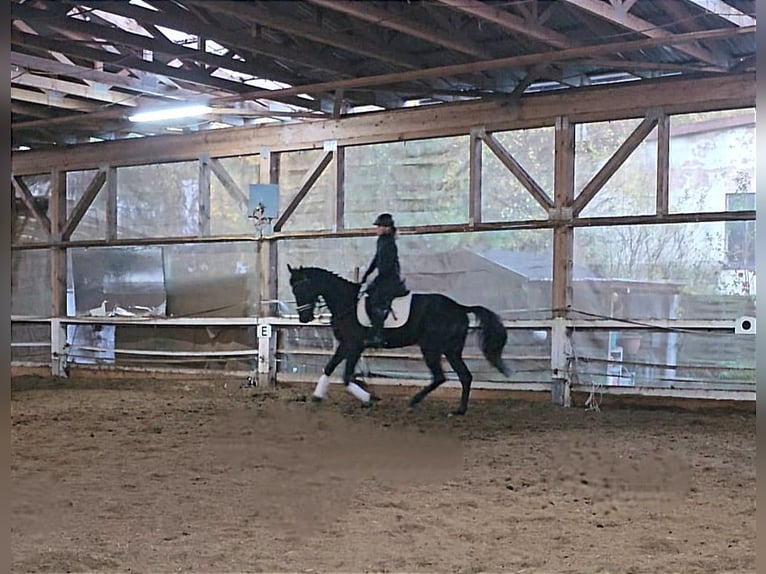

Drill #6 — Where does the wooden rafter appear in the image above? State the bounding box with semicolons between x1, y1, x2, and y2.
187;0;424;70
213;25;752;104
561;0;727;68
306;0;493;58
437;0;573;49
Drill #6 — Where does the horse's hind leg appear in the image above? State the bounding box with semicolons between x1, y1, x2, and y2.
445;350;473;416
409;348;446;409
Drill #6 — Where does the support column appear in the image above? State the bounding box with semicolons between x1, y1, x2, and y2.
50;169;68;377
334;145;345;231
105;165;117;241
198;155;211;236
550;116;575;406
468;128;483;226
256;149;280;386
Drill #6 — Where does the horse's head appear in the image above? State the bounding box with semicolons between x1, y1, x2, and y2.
288;264;319;323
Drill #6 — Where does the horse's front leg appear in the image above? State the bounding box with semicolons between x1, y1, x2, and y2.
312;344;346;401
342;346;372;404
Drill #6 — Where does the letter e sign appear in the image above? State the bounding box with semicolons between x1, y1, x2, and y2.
257;323;273;339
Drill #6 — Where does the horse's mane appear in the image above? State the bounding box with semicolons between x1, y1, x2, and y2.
296;266;359;288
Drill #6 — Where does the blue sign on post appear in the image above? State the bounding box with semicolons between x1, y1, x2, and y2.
249;184;279;219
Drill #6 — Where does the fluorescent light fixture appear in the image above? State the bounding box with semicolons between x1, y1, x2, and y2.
128;104;212;123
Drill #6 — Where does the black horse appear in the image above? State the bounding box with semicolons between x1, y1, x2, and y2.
287;265;508;415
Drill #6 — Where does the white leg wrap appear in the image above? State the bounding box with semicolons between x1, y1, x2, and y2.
313;374;330;399
346;382;371;403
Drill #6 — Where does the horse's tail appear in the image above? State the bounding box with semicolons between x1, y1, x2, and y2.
467;306;509;376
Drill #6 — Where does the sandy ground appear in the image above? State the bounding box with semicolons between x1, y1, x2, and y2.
11;375;755;573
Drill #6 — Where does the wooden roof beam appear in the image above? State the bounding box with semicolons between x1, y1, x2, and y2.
11;72;754;175
212;25;752;105
561;0;728;69
305;0;494;58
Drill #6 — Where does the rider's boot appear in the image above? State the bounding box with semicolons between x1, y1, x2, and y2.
364;308;386;347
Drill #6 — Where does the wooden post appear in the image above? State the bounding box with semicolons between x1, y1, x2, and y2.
469;128;483;226
50;169;68;376
50;318;68;378
334;145;345;231
656;112;670;216
198;154;211;236
257;149;280;386
550;116;575;406
105;165;117;241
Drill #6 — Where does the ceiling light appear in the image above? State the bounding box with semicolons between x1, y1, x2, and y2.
128;104;212;123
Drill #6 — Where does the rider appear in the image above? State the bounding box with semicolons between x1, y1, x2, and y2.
361;213;408;347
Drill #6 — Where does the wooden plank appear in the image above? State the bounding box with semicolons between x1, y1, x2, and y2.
12;175;51;235
206;157;248;209
12;72;754;175
656;113;669;216
198;156;211;237
273;150;334;232
61;168;107;239
469;130;482;226
571;114;658;215
50;169;67;318
481;131;554;210
551;116;574;319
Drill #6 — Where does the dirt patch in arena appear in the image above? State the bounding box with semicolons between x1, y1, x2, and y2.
11;375;755;573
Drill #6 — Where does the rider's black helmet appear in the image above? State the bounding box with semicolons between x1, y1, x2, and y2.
373;213;395;228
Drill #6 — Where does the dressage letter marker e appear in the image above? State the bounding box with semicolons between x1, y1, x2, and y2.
257;323;273;377
257;323;273;339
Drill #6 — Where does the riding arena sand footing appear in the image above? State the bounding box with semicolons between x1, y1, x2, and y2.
11;375;755;573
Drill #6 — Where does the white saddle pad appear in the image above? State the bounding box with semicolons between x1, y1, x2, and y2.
357;292;413;328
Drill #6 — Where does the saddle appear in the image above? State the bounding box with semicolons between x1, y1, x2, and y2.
357;292;413;328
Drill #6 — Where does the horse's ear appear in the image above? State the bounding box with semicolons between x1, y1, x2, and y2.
287;263;293;273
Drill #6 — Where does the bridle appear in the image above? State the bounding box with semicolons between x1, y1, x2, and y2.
291;276;320;315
